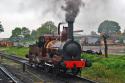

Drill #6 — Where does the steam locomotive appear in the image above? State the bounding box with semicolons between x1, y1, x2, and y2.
26;21;91;75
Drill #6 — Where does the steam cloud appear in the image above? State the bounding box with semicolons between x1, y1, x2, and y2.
62;0;83;22
15;0;84;22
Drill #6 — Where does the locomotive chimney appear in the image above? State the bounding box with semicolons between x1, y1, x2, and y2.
67;21;74;41
58;23;62;35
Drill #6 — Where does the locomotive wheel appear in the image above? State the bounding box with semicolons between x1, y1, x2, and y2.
61;68;67;74
29;54;35;65
46;40;56;49
29;54;40;67
53;68;60;74
53;65;61;74
61;65;67;73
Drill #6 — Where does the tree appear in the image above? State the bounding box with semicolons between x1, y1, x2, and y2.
12;27;22;37
31;30;37;39
21;27;30;39
0;22;4;33
102;33;108;58
10;27;22;42
98;20;121;36
37;21;57;36
45;21;57;34
98;20;121;58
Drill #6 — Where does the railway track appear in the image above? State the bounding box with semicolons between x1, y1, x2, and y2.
0;52;96;83
62;74;96;83
0;65;22;83
0;52;28;63
27;66;96;83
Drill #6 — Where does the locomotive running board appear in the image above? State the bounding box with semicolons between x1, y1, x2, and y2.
45;62;54;67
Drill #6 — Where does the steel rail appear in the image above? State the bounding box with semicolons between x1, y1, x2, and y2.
0;52;28;64
72;75;97;83
0;65;22;83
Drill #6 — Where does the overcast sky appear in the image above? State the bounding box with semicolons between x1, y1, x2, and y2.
0;0;125;38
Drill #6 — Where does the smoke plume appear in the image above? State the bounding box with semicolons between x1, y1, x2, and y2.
62;0;84;22
16;0;84;22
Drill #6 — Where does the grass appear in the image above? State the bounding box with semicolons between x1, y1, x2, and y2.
81;54;125;83
0;47;29;58
0;47;125;83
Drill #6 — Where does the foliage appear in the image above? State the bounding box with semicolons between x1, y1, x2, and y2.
37;26;49;36
43;21;57;33
21;27;30;39
37;21;57;36
10;27;23;42
12;27;22;37
98;20;121;37
10;21;57;42
10;27;31;42
0;22;4;33
31;30;37;40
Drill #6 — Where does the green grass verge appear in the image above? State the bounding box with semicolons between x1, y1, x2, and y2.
81;54;125;83
0;47;29;58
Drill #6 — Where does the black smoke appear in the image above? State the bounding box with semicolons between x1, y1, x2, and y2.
62;0;84;22
15;0;84;22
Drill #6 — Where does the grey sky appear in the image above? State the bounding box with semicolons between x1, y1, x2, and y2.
0;0;125;38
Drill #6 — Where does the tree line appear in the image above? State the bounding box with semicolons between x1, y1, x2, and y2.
1;20;125;57
9;21;57;42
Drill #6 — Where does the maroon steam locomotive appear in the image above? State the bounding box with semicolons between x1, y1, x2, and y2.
26;21;91;75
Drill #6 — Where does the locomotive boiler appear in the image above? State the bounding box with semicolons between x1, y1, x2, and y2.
26;21;91;75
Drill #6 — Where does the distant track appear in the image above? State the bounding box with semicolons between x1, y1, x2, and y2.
0;52;29;64
0;51;96;83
